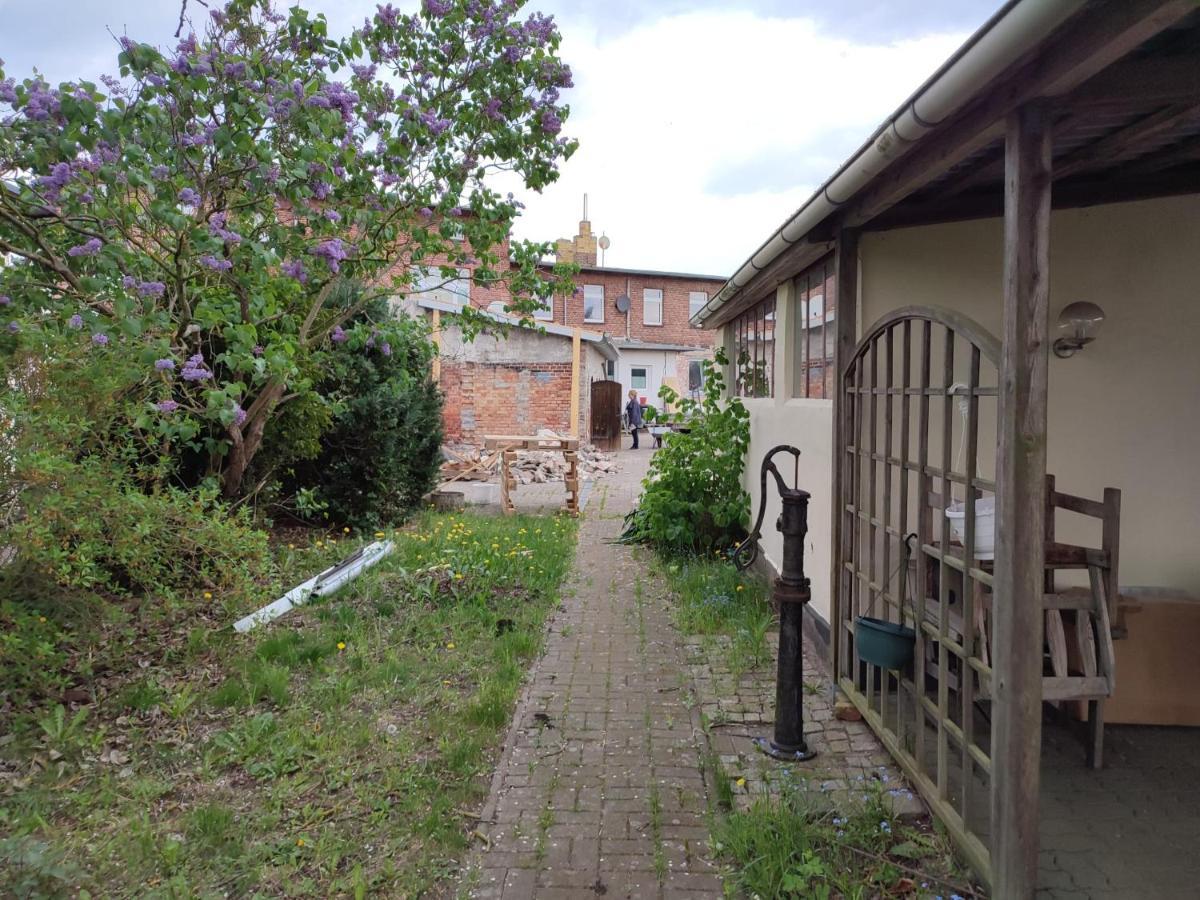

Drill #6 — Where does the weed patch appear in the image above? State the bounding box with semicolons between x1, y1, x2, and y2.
0;512;577;896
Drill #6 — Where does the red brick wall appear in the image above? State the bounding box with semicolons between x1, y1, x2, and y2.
538;267;725;347
440;360;575;444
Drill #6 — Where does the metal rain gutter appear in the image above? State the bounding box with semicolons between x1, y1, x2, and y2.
691;0;1085;328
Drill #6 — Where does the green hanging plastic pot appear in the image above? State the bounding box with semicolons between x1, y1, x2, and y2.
855;616;916;670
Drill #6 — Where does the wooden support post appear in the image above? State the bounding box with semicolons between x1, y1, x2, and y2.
569;326;581;439
431;308;442;383
991;102;1052;900
830;229;859;684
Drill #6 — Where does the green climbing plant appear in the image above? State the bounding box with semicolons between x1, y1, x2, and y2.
625;347;751;554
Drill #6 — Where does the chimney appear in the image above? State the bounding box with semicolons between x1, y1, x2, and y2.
573;193;597;266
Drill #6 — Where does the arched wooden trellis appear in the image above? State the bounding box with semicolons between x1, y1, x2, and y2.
835;306;1001;882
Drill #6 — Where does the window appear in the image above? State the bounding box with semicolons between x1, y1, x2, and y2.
688;291;708;325
605;359;616;378
533;294;554;321
731;296;775;397
630;367;648;390
687;360;704;396
792;257;836;399
583;284;604;323
412;265;470;307
643;288;663;326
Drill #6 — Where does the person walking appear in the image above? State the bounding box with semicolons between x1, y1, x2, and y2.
625;389;644;450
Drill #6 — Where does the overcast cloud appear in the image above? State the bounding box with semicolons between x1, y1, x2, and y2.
0;0;996;275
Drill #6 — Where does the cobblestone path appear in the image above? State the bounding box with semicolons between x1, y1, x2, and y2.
467;450;723;899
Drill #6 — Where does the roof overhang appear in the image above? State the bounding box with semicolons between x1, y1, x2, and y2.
418;298;620;361
695;0;1200;329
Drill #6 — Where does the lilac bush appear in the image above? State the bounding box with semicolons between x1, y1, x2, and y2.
0;0;576;499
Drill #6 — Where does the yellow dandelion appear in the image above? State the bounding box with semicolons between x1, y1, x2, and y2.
203;591;213;600
736;584;745;593
38;616;47;623
343;527;351;534
443;679;452;685
736;777;746;788
375;531;386;539
454;573;464;581
296;838;305;847
315;540;324;548
288;543;295;550
337;641;346;651
446;642;456;650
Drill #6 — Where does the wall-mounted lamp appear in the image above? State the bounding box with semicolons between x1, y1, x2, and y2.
1053;301;1105;358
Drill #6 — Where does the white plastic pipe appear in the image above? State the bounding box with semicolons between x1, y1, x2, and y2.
695;0;1085;325
233;540;396;633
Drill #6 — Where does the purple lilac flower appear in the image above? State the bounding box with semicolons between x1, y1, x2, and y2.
539;108;562;135
232;404;247;426
0;78;17;105
352;63;377;81
199;254;232;271
7;321;19;333
138;281;166;297
151;164;170;180
68;313;83;329
36;162;74;203
181;353;212;381
312;181;332;200
156;399;180;413
380;342;392;357
376;4;401;27
209;212;242;244
155;357;175;371
424;0;452;16
281;259;307;283
0;295;9;306
23;79;60;121
311;238;349;273
178;187;200;206
330;325;348;344
324;209;341;222
91;332;109;346
68;238;103;257
484;97;503;121
122;275;136;289
252;344;264;356
420;110;450;136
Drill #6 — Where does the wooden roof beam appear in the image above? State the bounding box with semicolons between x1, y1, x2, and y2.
841;0;1196;230
1053;103;1200;180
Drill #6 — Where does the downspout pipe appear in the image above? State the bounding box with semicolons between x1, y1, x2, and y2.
693;0;1084;327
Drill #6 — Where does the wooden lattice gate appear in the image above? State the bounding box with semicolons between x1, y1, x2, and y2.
589;379;623;451
835;306;1002;883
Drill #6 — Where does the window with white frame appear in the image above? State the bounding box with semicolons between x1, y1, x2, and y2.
583;284;604;323
411;265;471;307
630;367;648;389
533;294;554;321
688;291;707;324
643;288;663;325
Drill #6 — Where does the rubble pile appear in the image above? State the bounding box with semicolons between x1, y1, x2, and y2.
439;438;619;485
509;443;619;484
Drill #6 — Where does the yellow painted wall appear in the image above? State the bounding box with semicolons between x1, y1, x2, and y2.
860;194;1200;597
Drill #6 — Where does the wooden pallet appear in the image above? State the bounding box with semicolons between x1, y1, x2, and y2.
484;435;580;517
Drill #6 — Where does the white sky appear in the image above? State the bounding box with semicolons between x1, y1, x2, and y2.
0;0;990;276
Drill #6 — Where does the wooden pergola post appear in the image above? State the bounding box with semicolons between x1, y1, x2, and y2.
830;229;859;683
991;102;1052;898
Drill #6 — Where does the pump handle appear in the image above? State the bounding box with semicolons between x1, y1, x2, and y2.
731;445;801;572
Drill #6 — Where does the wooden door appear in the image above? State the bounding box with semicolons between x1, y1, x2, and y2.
589;379;622;451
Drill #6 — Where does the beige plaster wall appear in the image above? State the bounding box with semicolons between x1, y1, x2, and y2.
859;194;1200;597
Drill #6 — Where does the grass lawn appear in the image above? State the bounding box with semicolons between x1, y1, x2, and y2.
658;554;981;899
0;512;576;898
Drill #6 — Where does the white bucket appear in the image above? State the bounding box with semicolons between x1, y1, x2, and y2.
945;497;996;559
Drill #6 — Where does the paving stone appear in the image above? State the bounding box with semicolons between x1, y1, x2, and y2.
465;452;721;898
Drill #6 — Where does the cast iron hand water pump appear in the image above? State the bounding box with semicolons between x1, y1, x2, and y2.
732;445;817;761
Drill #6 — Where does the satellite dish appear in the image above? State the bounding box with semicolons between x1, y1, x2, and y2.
598;235;611;250
615;294;631;313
